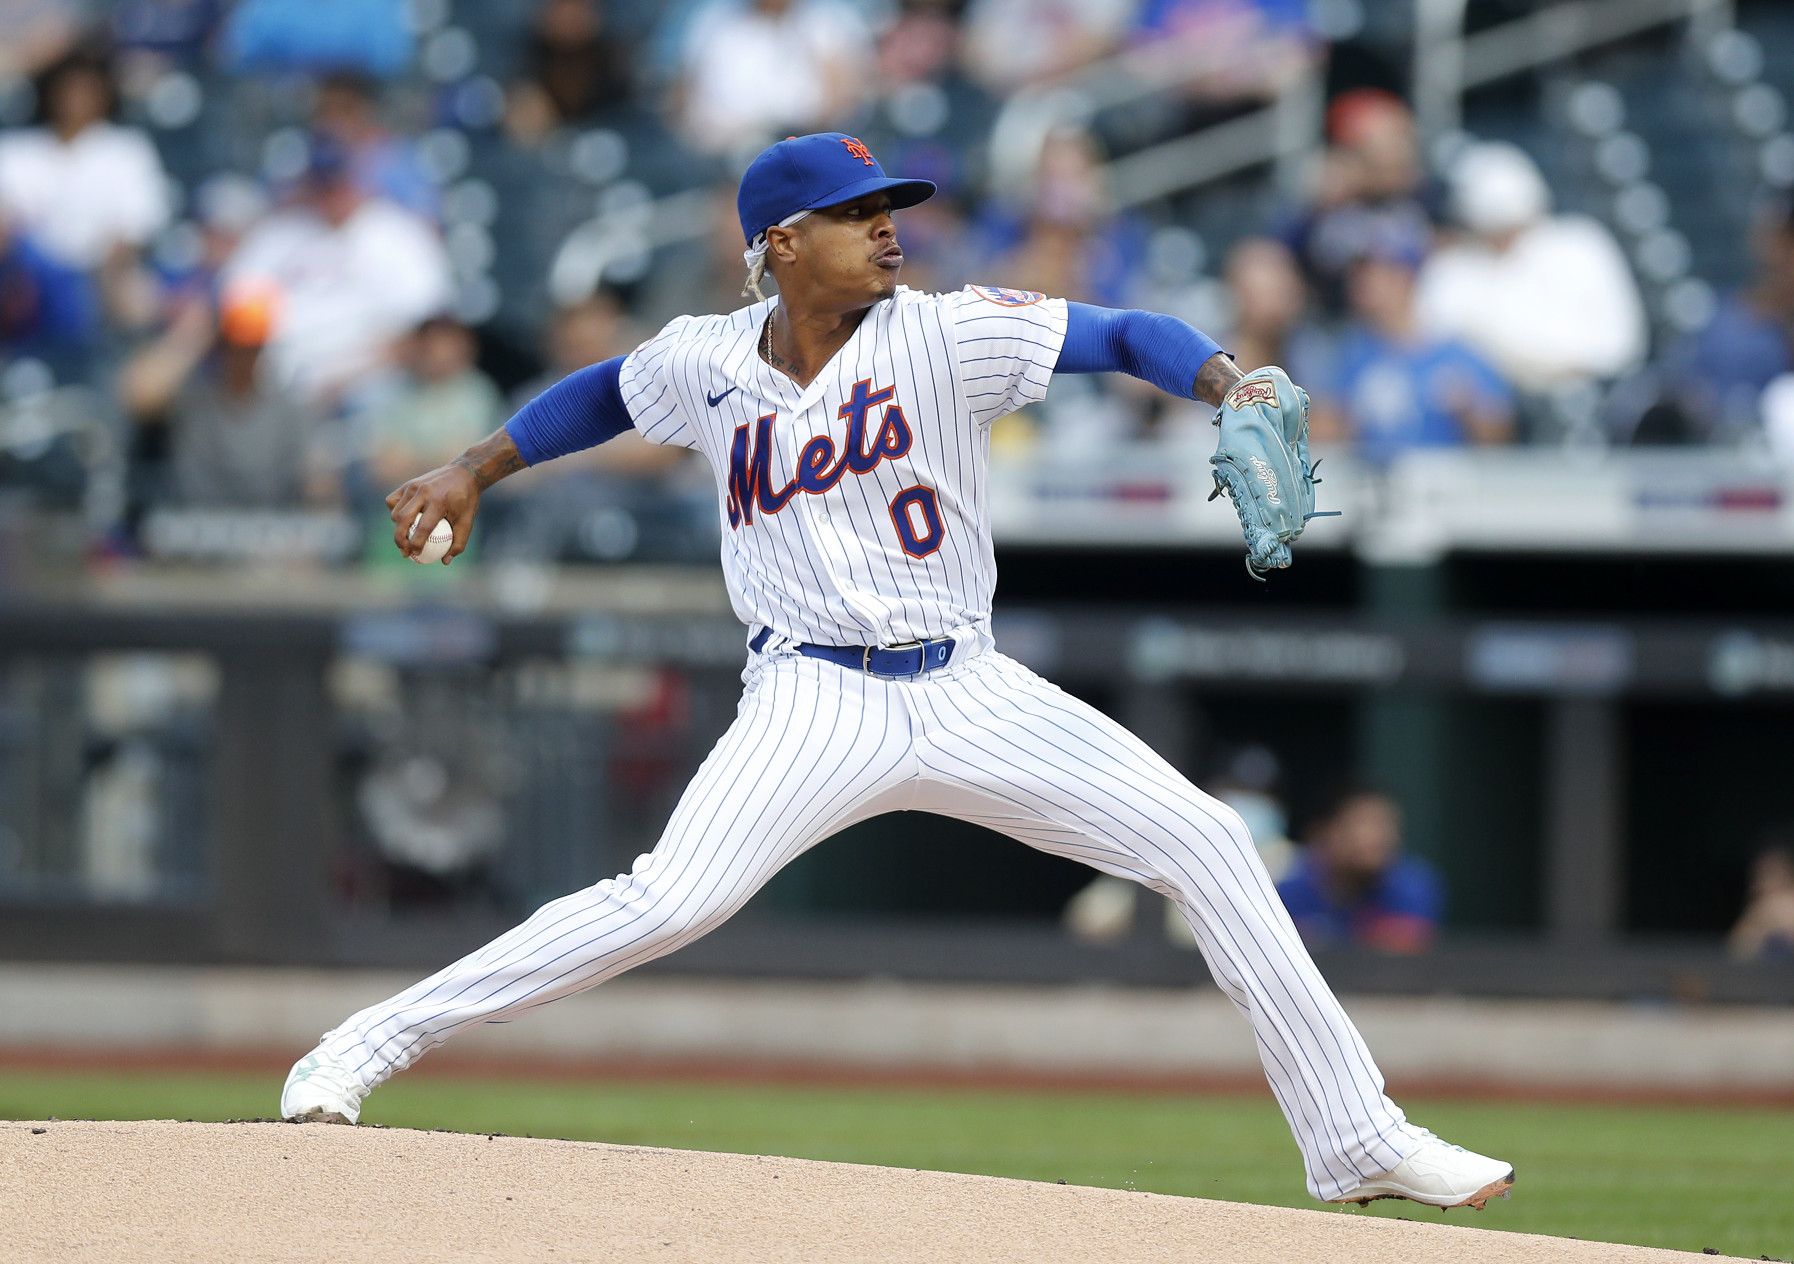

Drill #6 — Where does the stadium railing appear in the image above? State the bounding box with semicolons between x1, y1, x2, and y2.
1414;0;1734;140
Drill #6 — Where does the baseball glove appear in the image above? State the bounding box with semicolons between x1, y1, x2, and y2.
1207;365;1336;579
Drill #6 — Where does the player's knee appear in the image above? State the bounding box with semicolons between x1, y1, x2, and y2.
644;901;702;943
553;866;711;945
1207;800;1260;862
1208;797;1257;851
634;878;731;946
1162;791;1257;863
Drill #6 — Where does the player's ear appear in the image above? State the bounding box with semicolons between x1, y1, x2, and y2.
765;222;802;266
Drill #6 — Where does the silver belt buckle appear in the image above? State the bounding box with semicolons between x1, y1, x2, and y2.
866;640;925;680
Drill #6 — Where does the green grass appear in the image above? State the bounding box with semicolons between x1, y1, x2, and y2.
3;1068;1790;1259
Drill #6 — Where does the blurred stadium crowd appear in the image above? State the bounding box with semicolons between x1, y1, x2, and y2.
7;0;1794;959
2;0;1794;571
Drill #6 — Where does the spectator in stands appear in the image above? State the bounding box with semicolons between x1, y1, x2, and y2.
984;126;1140;306
120;284;326;509
483;291;694;561
1730;839;1794;962
1220;236;1323;377
961;0;1131;93
509;289;634;411
184;173;269;287
360;314;505;496
1650;200;1794;445
0;212;97;374
0;0;85;80
221;0;412;80
869;0;994;194
1415;140;1645;395
1277;89;1440;317
222;136;452;409
1127;0;1314;108
0;46;171;276
1307;225;1514;464
312;71;435;222
514;0;633;131
878;0;959;89
122;171;269;348
672;0;872;157
1277;782;1442;954
509;290;684;479
982;126;1154;450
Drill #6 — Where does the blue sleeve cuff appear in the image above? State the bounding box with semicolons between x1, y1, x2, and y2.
504;355;633;466
1056;302;1224;399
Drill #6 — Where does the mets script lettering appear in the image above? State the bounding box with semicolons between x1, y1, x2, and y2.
727;379;914;527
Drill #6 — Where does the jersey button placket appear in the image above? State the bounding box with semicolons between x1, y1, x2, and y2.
802;404;835;527
801;403;854;577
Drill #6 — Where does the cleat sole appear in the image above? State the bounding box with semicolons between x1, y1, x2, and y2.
1331;1168;1515;1212
287;1107;355;1125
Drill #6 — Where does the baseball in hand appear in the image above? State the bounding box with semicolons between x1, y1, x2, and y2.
410;515;454;565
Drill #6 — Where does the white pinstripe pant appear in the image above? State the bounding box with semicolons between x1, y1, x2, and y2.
321;647;1421;1199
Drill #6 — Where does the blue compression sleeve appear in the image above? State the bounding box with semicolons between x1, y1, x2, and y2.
1056;302;1225;399
503;355;633;466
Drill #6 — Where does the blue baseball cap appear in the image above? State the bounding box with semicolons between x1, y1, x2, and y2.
737;133;936;244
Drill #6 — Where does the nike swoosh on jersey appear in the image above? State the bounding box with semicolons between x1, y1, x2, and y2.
707;386;738;407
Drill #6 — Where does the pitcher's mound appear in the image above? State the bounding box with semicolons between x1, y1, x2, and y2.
2;1119;1738;1262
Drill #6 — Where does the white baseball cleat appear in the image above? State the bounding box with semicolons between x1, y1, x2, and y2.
1330;1130;1515;1210
280;1045;367;1124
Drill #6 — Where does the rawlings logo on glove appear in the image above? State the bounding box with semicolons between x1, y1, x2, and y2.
1225;378;1280;410
1208;365;1336;579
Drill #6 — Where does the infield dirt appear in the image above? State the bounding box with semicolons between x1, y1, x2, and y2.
0;1119;1752;1262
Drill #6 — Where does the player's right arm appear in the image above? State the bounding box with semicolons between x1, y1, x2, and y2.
386;353;636;562
386;315;702;562
384;425;527;562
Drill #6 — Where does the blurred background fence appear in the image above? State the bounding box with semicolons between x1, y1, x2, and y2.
2;0;1794;1006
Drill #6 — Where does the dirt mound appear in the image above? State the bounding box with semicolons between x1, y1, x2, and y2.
0;1120;1740;1263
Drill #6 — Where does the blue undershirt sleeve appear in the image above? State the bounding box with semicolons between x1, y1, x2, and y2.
1055;301;1224;399
503;355;633;466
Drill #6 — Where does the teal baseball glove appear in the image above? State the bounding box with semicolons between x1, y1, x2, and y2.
1207;365;1336;579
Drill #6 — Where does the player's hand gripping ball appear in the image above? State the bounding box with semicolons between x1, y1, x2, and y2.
1208;365;1336;579
409;514;455;565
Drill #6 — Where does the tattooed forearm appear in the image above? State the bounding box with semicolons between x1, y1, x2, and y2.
452;429;529;491
1193;352;1244;407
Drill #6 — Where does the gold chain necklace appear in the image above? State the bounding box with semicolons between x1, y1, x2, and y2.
760;315;774;364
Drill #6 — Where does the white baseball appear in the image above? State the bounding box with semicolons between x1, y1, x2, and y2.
410;515;454;565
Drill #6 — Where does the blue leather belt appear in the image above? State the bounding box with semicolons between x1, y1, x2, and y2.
749;627;955;680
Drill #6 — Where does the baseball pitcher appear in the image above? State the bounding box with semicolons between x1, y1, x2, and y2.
282;134;1513;1212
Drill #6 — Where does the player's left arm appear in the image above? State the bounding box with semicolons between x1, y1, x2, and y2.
1057;303;1329;577
1053;302;1245;406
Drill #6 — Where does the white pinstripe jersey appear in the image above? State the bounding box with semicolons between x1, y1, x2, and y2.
620;284;1069;648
